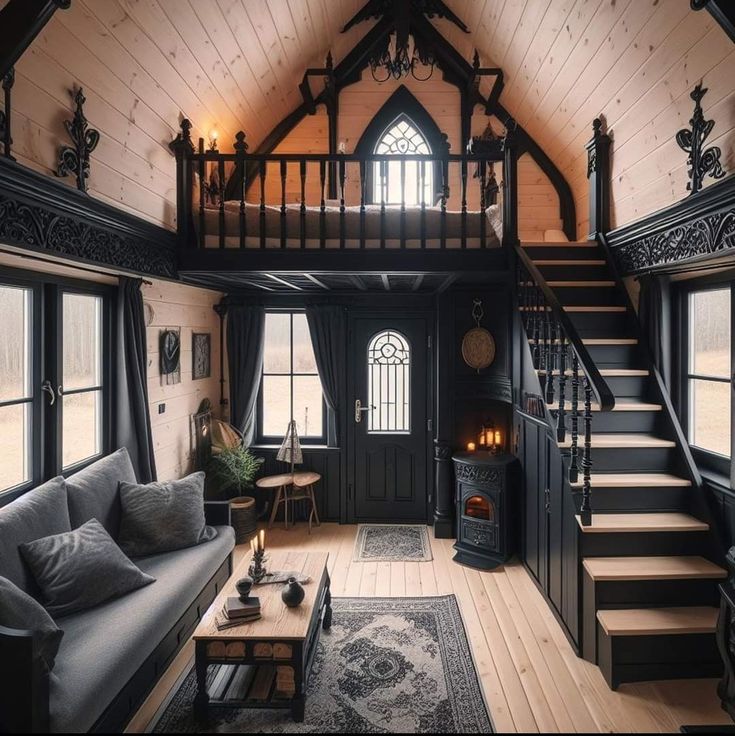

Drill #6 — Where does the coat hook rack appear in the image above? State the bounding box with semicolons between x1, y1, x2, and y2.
676;82;726;195
56;87;100;193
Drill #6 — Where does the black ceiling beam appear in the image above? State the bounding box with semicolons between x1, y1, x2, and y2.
0;0;70;79
692;1;735;44
303;273;330;290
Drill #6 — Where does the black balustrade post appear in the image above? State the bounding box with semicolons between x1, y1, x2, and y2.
557;337;567;443
532;285;541;368
460;157;468;248
234;131;248;250
440;158;448;248
545;316;556;405
259;160;267;249
339;158;346;249
280;159;287;248
299;160;306;249
479;159;487;249
169;120;195;250
502;118;519;248
197;138;206;250
569;352;580;484
1;68;15;160
580;378;593;526
359;160;366;248
586;117;611;239
319;160;326;248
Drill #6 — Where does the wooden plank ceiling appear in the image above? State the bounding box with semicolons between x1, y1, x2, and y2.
6;0;734;235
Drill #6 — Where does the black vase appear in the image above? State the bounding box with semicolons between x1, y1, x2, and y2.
281;577;305;608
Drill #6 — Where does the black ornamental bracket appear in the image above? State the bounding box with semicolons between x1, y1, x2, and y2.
56;87;100;194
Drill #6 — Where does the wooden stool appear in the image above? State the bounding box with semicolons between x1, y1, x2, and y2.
291;472;321;534
256;473;295;530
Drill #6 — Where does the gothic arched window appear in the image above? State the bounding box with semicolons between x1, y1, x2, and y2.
373;115;433;206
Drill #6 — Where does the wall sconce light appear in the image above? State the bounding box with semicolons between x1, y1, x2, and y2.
208;128;219;152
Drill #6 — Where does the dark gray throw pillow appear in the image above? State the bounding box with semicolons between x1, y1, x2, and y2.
19;519;154;618
0;576;63;671
117;472;217;558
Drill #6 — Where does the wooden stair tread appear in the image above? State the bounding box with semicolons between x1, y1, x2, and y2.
583;556;726;581
597;607;719;636
520;305;627;312
521;241;598;247
548;400;661;412
531;260;606;266
521;280;615;287
576;512;708;533
529;338;638;345
540;368;648;376
559;433;675;449
570;472;692;489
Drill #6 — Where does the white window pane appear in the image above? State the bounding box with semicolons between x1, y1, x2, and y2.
263;313;291;374
367;330;410;433
292;314;318;374
63;293;102;391
262;375;291;437
293;375;323;437
0;404;30;491
0;286;31;402
690;289;730;378
63;391;102;468
690;378;731;457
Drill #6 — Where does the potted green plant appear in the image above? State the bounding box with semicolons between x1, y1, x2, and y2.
207;446;264;544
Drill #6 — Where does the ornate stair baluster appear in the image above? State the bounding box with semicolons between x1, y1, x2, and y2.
532;284;541;368
569;352;580;483
545;316;556;405
557;335;567;443
580;377;593;526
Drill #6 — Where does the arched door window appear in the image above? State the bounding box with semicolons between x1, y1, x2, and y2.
373;116;433;206
367;329;411;433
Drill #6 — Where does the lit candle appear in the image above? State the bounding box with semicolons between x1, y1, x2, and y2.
485;428;494;447
478;431;486;446
494;430;502;448
467;442;476;452
259;529;265;552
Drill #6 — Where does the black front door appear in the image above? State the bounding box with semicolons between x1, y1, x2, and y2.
349;315;429;521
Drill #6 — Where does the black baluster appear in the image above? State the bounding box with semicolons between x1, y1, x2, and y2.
545;317;556;405
557;336;567;443
460;157;468;248
339;158;346;249
440;158;448;248
580;378;593;526
299;160;306;249
532;285;541;368
359;160;366;248
280;159;287;248
234;131;247;250
218;158;226;250
479;159;487;249
420;160;427;249
259;160;266;249
400;157;406;248
569;352;580;483
319;160;326;249
198;138;205;250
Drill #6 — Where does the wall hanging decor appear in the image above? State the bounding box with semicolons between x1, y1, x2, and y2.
192;332;211;380
56;87;100;193
461;299;495;373
676;82;726;195
159;328;181;385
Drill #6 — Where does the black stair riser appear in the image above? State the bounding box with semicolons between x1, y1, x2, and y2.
563;447;674;472
594;579;721;608
585;344;641;367
523;246;604;260
552;286;625;307
536;264;610;281
553;410;659;433
571;486;691;512
567;311;631;337
598;631;721;690
540;374;649;400
579;530;709;557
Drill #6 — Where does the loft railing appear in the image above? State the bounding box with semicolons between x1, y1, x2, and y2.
169;120;519;252
515;244;615;526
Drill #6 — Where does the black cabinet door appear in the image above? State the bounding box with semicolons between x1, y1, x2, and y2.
349;316;429;522
547;437;564;613
522;419;548;586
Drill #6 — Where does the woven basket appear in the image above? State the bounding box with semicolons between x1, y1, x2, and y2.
230;496;257;545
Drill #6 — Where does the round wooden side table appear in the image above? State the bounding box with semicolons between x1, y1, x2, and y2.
256;473;295;530
256;471;322;533
292;471;322;534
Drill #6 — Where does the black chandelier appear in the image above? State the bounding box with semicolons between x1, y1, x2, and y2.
369;32;435;82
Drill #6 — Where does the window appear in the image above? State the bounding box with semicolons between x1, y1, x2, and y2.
373;115;433;206
0;270;111;500
367;329;411;433
685;287;732;461
259;312;324;442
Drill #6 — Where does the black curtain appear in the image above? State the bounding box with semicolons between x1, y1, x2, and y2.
227;304;265;446
306;305;346;447
638;272;672;389
116;277;157;483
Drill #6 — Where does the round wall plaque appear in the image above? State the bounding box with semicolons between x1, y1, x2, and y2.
462;299;496;372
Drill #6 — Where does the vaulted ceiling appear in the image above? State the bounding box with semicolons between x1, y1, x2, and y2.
6;0;734;234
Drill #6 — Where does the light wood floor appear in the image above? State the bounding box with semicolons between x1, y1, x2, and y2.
127;523;732;733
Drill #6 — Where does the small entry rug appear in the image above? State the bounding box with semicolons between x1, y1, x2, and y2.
152;596;492;733
352;524;433;562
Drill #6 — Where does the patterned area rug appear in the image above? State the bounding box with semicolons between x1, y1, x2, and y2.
153;596;492;734
352;524;433;562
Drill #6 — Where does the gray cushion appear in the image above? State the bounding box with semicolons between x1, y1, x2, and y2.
0;576;64;671
20;519;155;618
65;447;137;538
49;526;234;733
0;477;70;595
117;471;217;558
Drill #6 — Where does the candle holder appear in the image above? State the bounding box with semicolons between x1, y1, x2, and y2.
249;548;267;583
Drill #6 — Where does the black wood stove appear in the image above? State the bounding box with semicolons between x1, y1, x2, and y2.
452;452;517;570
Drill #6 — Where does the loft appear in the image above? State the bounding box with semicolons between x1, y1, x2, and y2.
1;1;735;734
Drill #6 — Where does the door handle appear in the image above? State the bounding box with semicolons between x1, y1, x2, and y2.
354;399;374;423
41;380;56;406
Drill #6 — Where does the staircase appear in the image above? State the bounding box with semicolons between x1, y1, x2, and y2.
517;239;726;690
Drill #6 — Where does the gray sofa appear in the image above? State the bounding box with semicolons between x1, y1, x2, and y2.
0;448;235;733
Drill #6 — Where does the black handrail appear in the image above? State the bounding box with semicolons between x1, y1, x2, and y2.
515;243;615;412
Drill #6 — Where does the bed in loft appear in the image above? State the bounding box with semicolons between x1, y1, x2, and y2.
196;200;504;250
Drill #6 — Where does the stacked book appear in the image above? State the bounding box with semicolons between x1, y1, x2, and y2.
214;596;261;631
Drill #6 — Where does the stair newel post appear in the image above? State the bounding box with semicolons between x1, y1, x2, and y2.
557;336;567;443
532;284;541;368
569;351;580;483
580;377;593;526
545;317;556;405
